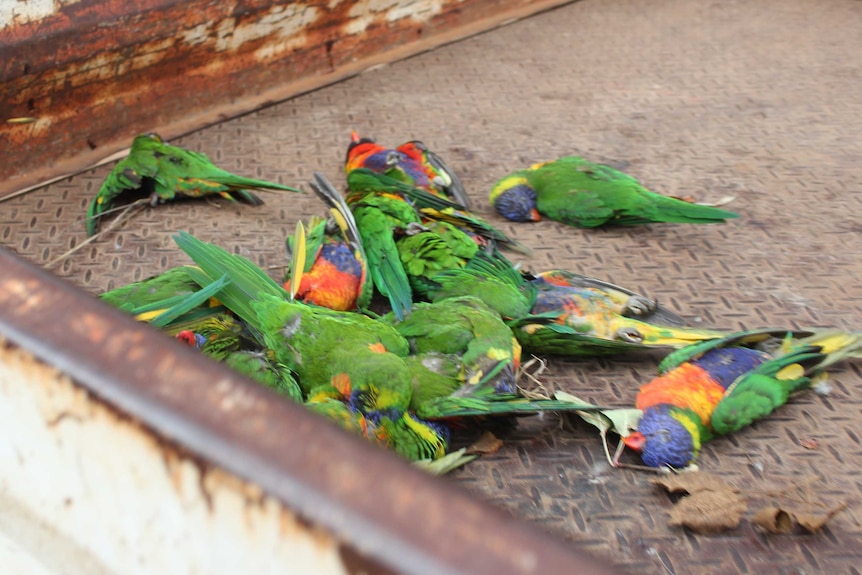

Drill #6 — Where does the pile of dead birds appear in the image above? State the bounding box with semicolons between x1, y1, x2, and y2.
89;131;862;486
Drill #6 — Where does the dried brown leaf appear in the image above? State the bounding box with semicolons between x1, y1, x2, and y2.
793;502;848;532
799;438;819;450
653;472;739;495
465;431;504;456
668;490;747;534
752;507;794;533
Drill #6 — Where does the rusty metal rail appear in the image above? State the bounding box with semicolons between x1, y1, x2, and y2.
0;245;623;575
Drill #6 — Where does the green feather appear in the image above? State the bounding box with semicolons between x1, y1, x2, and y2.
87;133;300;236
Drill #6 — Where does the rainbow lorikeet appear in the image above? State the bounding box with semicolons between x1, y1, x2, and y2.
283;173;371;311
100;266;202;311
99;265;234;332
347;169;525;253
383;295;604;419
344;168;526;318
345;132;471;208
304;393;450;462
383;296;522;403
426;251;727;356
172;231;451;461
86;133;301;236
489;156;738;227
395;140;471;209
623;329;862;468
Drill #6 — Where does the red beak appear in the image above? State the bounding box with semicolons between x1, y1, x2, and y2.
529;208;541;222
350;130;361;143
622;431;645;452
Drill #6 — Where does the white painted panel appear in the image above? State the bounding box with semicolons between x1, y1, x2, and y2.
0;342;351;575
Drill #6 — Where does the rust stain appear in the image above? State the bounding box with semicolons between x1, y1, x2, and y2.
0;0;576;197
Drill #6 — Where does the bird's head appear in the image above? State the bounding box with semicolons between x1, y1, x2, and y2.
631;406;698;468
345;131;382;169
176;330;206;349
397;140;426;161
490;181;541;222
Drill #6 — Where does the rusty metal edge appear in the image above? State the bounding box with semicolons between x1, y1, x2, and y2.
0;0;580;199
0;246;626;575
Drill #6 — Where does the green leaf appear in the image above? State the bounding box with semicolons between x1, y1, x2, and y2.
413;448;477;475
555;391;642;437
555;391;643;466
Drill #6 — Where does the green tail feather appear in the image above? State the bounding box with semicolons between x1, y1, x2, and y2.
415;394;604;419
172;230;288;333
147;275;229;328
636;194;739;225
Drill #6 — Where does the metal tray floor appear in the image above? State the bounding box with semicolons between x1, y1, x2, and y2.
2;0;862;572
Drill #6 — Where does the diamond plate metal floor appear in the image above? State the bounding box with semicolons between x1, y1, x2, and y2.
2;0;862;573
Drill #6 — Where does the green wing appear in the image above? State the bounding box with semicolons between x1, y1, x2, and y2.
100;266;202;310
173;230;288;333
710;347;825;435
349;194;416;320
528;156;737;227
427;251;534;319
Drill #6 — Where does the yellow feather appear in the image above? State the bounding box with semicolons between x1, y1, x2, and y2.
776;363;805;381
288;220;306;301
404;413;446;459
329;207;350;237
134;309;166;322
671;410;703;457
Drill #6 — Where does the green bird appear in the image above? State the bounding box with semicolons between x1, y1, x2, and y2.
100;265;235;334
303;385;449;462
383;296;604;419
623;329;862;468
427;251;727;356
345;168;527;318
100;266;202;311
173;231;411;405
221;351;303;402
489;156;738;227
383;296;522;401
173;232;456;459
86;133;301;236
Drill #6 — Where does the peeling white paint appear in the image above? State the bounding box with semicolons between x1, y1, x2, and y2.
0;342;350;575
215;4;320;53
0;0;53;28
0;0;83;28
344;0;446;35
182;22;213;47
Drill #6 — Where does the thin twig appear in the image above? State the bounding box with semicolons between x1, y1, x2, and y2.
0;147;131;204
45;199;149;268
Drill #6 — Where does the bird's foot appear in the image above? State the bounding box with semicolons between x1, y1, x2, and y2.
385;151;402;167
405;222;430;236
622;295;657;317
614;327;644;343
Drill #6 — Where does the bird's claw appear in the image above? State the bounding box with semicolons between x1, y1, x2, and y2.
622;295;657;317
385;151;401;167
614;327;644;343
405;222;430;235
